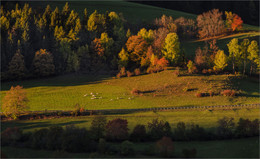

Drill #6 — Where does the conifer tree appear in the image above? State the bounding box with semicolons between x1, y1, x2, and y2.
8;50;27;79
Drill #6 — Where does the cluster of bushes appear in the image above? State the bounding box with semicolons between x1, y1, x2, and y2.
195;89;237;98
116;67;141;78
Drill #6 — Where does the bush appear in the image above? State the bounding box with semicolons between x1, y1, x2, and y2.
195;92;203;97
134;68;141;76
61;125;96;153
120;140;135;156
46;126;63;150
131;88;142;95
120;67;126;77
156;136;174;157
31;128;49;149
182;148;197;158
98;138;107;154
106;118;129;141
1;127;23;146
173;69;180;77
130;124;147;142
116;72;121;78
126;71;133;77
221;90;236;96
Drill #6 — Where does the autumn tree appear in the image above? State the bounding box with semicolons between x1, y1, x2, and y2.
125;35;148;66
105;118;129;141
32;49;55;77
162;33;180;65
213;50;228;72
154;15;177;33
240;39;250;76
118;48;129;68
225;11;243;32
2;85;29;119
247;40;260;75
137;28;154;45
87;10;105;34
90;38;105;70
8;50;27;79
197;9;225;38
174;17;197;39
227;38;241;73
153;27;169;56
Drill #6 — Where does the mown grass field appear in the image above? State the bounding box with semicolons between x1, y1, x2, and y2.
2;137;259;158
2;108;259;133
1;69;259;111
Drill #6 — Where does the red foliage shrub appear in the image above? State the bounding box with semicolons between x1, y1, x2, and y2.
106;118;129;141
134;68;141;76
79;108;85;113
131;88;142;95
221;90;236;97
116;72;121;78
195;92;203;97
157;57;169;69
126;71;133;77
120;67;126;77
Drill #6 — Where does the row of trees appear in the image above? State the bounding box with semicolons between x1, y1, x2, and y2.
1;3;249;81
2;116;259;155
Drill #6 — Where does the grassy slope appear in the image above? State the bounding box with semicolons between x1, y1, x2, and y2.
2;137;259;158
2;108;259;133
1;70;259;111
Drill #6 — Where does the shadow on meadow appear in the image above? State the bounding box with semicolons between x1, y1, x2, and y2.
1;120;88;132
1;74;113;91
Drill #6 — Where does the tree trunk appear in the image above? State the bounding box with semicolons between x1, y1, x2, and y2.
243;60;247;77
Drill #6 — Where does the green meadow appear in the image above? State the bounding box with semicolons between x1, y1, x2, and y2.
1;69;259;111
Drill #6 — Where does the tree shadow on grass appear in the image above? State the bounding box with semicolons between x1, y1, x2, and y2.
1;74;113;91
1;120;88;132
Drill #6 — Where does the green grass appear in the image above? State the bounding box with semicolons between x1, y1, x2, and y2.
2;108;259;133
2;137;259;158
1;70;259;111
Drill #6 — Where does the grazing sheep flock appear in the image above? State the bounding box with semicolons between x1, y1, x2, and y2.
84;92;134;100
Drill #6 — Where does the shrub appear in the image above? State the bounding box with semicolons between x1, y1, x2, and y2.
187;60;197;74
183;87;188;92
130;124;147;142
182;148;197;158
90;115;107;140
131;88;142;95
147;118;172;140
116;72;121;78
156;136;174;157
120;140;135;156
221;90;236;96
106;118;129;141
46;126;63;150
134;68;141;76
173;69;180;77
120;67;126;77
1;127;23;146
61;125;96;153
126;71;133;77
98;138;107;154
195;92;203;97
31;128;49;149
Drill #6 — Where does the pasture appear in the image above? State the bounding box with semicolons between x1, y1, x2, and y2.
1;69;259;111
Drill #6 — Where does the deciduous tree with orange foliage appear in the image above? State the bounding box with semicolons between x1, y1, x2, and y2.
2;85;29;119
